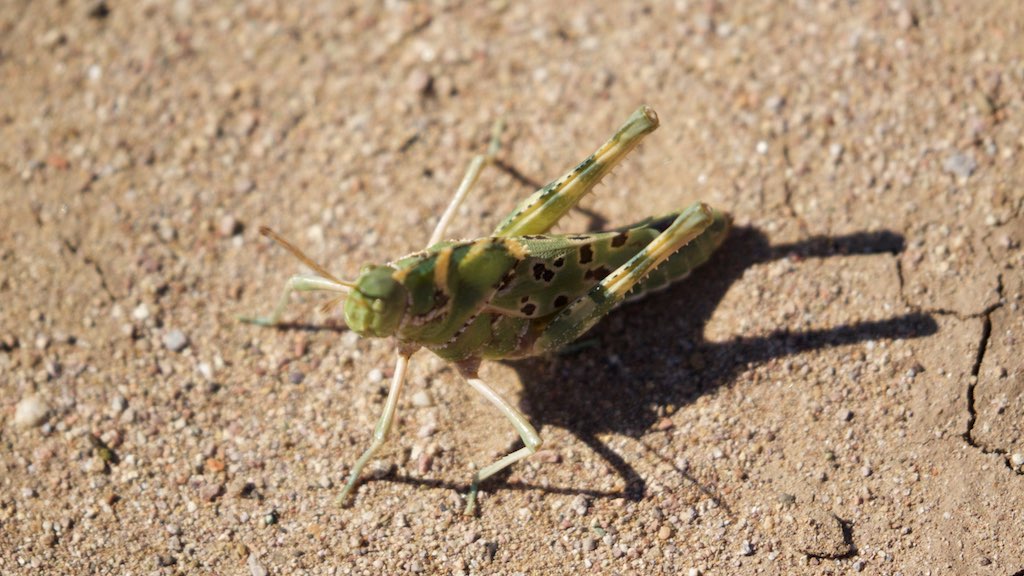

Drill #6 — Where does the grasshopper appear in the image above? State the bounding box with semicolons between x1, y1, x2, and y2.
241;106;730;514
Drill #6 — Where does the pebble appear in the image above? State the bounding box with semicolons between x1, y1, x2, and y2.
14;395;49;428
793;507;851;558
411;390;432;408
942;151;977;180
740;540;754;556
416;445;435;475
234;178;255;195
248;553;268;576
534;449;561;464
219;215;242;237
896;8;917;30
570;495;590;516
157;219;177;242
367;368;384;383
583;536;597;551
288;371;304;385
162;330;189;352
657;525;673;540
263;510;279;526
132;303;150;321
417;422;437;438
0;333;18;351
1009;453;1024;469
200;482;224;502
407;68;435;98
111;395;128;413
837;408;853;422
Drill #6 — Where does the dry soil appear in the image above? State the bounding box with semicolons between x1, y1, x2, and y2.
2;1;1023;575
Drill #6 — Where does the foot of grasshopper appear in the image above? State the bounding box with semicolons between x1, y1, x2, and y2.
242;105;730;515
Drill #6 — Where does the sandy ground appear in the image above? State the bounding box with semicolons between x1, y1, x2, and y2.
2;1;1023;574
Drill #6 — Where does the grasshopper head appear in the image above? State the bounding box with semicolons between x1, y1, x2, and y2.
344;265;406;337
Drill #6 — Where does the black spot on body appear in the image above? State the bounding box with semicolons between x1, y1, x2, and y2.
533;263;555;283
611;232;629;247
521;303;537;316
553;257;565;267
521;296;530;303
579;244;594;264
554;295;569;308
584;266;612;281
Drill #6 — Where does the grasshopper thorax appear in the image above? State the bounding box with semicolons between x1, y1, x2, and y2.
344;265;406;338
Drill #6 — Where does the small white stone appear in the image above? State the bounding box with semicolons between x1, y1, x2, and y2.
111;395;128;413
162;330;188;352
411;391;432;408
132;303;150;321
14;395;49;428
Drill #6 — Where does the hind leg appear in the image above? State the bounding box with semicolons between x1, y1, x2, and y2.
493;106;660;237
533;202;715;352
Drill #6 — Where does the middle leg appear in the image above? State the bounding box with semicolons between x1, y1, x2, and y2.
457;363;543;516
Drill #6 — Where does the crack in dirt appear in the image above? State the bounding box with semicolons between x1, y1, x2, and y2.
82;255;116;302
779;144;811;234
894;255;1002;321
894;255;1016;473
960;274;1018;474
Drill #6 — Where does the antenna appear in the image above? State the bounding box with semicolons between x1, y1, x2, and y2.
259;227;356;289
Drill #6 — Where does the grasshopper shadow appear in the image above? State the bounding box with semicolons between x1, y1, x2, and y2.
503;225;937;503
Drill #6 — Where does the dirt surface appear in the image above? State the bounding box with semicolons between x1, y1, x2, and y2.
2;1;1023;574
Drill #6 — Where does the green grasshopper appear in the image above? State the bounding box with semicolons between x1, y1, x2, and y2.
241;106;730;515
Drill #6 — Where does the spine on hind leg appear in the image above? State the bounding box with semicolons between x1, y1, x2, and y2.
625;208;731;303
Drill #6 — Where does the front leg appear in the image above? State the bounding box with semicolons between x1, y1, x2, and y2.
457;362;543;516
238;274;350;326
336;349;413;506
